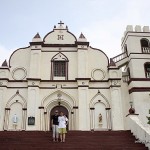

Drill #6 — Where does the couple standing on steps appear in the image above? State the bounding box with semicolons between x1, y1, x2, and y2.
51;110;68;142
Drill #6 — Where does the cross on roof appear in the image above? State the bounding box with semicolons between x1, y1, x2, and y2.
58;21;64;26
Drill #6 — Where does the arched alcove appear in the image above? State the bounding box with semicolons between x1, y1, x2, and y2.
8;102;22;130
4;91;27;131
89;91;111;130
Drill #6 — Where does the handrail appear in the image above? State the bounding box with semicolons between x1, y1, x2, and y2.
127;115;150;149
112;52;127;63
142;47;150;53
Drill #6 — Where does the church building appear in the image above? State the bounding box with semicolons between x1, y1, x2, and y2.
0;22;150;133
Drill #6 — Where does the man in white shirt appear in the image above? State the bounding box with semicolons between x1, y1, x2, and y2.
58;111;68;142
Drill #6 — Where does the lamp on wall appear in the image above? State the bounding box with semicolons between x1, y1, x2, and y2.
129;101;135;114
129;101;133;107
57;93;62;106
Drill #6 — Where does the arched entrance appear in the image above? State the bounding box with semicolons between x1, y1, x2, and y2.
50;106;69;130
41;90;76;131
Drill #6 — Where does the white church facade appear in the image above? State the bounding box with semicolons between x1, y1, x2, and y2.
0;22;150;133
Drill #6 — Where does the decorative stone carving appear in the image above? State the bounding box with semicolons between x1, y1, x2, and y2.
12;67;27;80
111;80;121;86
91;69;105;80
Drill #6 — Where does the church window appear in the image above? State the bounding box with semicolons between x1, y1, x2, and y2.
54;61;66;76
51;52;68;80
141;39;150;53
144;62;150;78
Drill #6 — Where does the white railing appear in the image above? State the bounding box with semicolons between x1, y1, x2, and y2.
146;72;150;78
142;47;150;53
112;52;127;63
122;75;130;83
127;115;150;149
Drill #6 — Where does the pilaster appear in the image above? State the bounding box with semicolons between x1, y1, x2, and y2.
0;79;8;130
26;79;40;130
77;79;90;130
29;45;42;78
109;66;124;130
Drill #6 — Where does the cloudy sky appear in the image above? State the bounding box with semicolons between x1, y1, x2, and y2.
0;0;150;65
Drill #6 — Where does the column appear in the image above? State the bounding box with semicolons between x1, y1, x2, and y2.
29;49;41;79
0;88;4;130
110;87;124;130
78;82;90;130
77;50;88;78
27;84;40;130
39;107;44;131
106;108;112;130
0;85;8;130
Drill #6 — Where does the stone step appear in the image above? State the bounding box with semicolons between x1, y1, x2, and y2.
0;131;148;150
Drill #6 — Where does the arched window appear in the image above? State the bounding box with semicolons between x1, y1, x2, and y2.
141;38;150;53
51;52;68;80
144;62;150;78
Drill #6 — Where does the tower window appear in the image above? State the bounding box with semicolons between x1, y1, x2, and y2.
141;39;150;53
141;39;149;47
54;61;66;77
144;63;150;78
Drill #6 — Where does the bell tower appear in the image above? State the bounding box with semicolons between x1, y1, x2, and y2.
121;25;150;125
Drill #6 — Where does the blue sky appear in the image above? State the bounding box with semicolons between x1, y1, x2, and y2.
0;0;150;65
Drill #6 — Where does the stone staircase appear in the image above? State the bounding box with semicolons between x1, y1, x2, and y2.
0;130;148;150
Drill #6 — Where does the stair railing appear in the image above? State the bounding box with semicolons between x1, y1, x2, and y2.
127;115;150;149
112;52;127;63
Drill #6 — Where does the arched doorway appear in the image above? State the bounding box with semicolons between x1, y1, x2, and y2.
50;106;69;130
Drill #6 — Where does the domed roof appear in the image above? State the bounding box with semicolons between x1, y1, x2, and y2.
43;21;77;44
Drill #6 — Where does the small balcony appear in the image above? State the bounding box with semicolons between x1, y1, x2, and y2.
146;72;150;78
122;75;130;83
142;47;150;53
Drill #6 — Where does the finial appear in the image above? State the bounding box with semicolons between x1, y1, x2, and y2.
33;33;41;38
54;25;56;28
66;25;68;30
2;60;8;67
79;32;86;38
